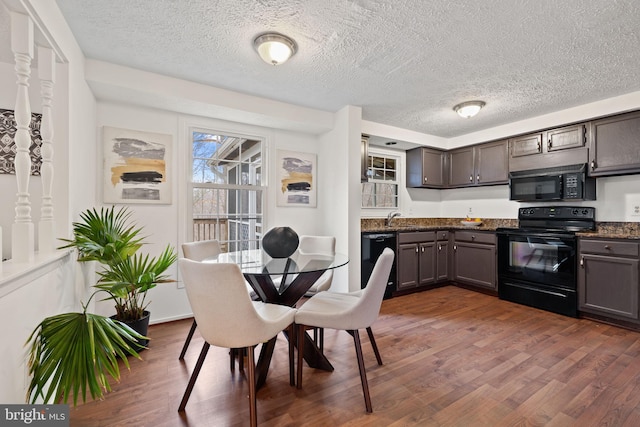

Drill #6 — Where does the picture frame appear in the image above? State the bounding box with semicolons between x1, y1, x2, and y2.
276;150;317;207
102;126;172;204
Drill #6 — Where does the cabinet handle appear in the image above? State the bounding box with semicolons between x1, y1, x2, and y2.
471;235;475;240
476;174;480;181
424;176;428;182
421;246;424;253
537;141;541;151
469;175;473;182
438;244;442;251
604;245;611;250
591;160;596;170
454;244;457;251
547;139;552;150
580;256;584;267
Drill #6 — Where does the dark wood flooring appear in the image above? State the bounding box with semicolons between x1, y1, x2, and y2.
69;286;640;426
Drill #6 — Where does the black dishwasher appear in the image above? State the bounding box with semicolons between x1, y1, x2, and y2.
361;232;397;298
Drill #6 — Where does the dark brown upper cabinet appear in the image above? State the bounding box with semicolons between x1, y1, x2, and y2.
406;147;446;188
448;140;509;187
360;136;369;182
509;123;588;172
589;111;640;177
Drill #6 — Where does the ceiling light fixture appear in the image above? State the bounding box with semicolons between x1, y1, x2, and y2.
453;101;486;118
253;32;298;65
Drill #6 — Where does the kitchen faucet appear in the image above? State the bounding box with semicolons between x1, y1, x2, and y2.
386;211;401;227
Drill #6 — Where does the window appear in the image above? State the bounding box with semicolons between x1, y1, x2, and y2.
361;152;399;208
189;130;264;252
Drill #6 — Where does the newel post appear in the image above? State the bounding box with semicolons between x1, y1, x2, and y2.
38;46;56;254
11;12;35;262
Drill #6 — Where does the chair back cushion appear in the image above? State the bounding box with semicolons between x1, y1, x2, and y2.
182;240;221;261
299;235;336;293
179;258;294;348
350;247;395;327
298;235;336;255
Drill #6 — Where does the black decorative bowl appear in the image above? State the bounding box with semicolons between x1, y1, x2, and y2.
262;227;299;258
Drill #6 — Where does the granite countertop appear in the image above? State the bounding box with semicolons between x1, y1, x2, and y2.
361;218;640;239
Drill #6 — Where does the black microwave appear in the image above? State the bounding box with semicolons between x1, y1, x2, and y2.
509;164;596;202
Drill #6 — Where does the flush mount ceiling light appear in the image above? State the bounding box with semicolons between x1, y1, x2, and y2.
453;101;486;118
253;32;298;65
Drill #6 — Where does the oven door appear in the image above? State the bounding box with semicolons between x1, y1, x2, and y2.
509;174;563;201
497;230;576;290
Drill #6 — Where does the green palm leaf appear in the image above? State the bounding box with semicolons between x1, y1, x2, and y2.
26;310;146;406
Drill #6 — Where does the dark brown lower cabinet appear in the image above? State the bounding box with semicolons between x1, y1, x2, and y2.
452;231;496;290
578;239;640;323
436;231;450;282
397;232;436;291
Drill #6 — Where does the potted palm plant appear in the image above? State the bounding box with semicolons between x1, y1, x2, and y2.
25;206;176;405
59;206;177;347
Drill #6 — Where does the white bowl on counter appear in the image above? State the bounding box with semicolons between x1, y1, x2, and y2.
460;220;482;227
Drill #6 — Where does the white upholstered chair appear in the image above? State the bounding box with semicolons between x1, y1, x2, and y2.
298;235;336;296
178;258;297;427
296;235;336;349
179;240;222;360
294;247;395;413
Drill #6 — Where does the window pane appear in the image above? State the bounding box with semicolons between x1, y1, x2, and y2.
385;158;396;169
191;131;263;251
371;156;385;169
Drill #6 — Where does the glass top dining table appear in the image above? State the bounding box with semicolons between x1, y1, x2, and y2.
204;249;349;387
206;249;349;305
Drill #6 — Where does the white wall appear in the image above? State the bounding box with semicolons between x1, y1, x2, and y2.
96;101;336;322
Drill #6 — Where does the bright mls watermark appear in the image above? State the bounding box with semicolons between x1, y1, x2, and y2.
1;405;69;426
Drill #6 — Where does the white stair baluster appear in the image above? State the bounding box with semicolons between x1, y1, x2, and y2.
11;12;35;262
38;47;56;254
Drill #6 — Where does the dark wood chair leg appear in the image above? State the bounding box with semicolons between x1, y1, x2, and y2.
351;329;373;413
288;326;295;386
313;327;325;352
178;319;198;360
296;324;305;389
366;326;383;365
230;349;236;371
178;342;210;412
247;345;258;427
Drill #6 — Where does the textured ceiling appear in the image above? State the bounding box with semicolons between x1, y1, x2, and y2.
3;1;640;138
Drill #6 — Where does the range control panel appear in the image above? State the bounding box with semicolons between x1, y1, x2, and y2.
519;206;595;220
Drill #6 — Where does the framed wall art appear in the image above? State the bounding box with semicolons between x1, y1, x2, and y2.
0;108;43;176
276;150;317;207
103;126;172;204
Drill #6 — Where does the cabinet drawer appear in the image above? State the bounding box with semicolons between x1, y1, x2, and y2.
436;230;449;241
580;240;639;257
455;231;495;245
398;231;435;244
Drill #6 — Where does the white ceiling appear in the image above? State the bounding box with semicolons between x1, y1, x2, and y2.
3;1;640;138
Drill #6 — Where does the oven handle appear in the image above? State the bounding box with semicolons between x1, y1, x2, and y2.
502;281;569;299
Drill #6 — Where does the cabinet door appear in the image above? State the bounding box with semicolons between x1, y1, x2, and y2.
418;242;436;286
397;243;419;290
360;136;369;182
476;140;508;185
510;133;542;157
436;240;449;282
546;124;586;152
453;242;496;289
448;147;475;187
406;147;445;188
589;111;640;176
579;254;639;321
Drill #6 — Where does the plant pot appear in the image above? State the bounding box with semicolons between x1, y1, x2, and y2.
112;310;150;352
